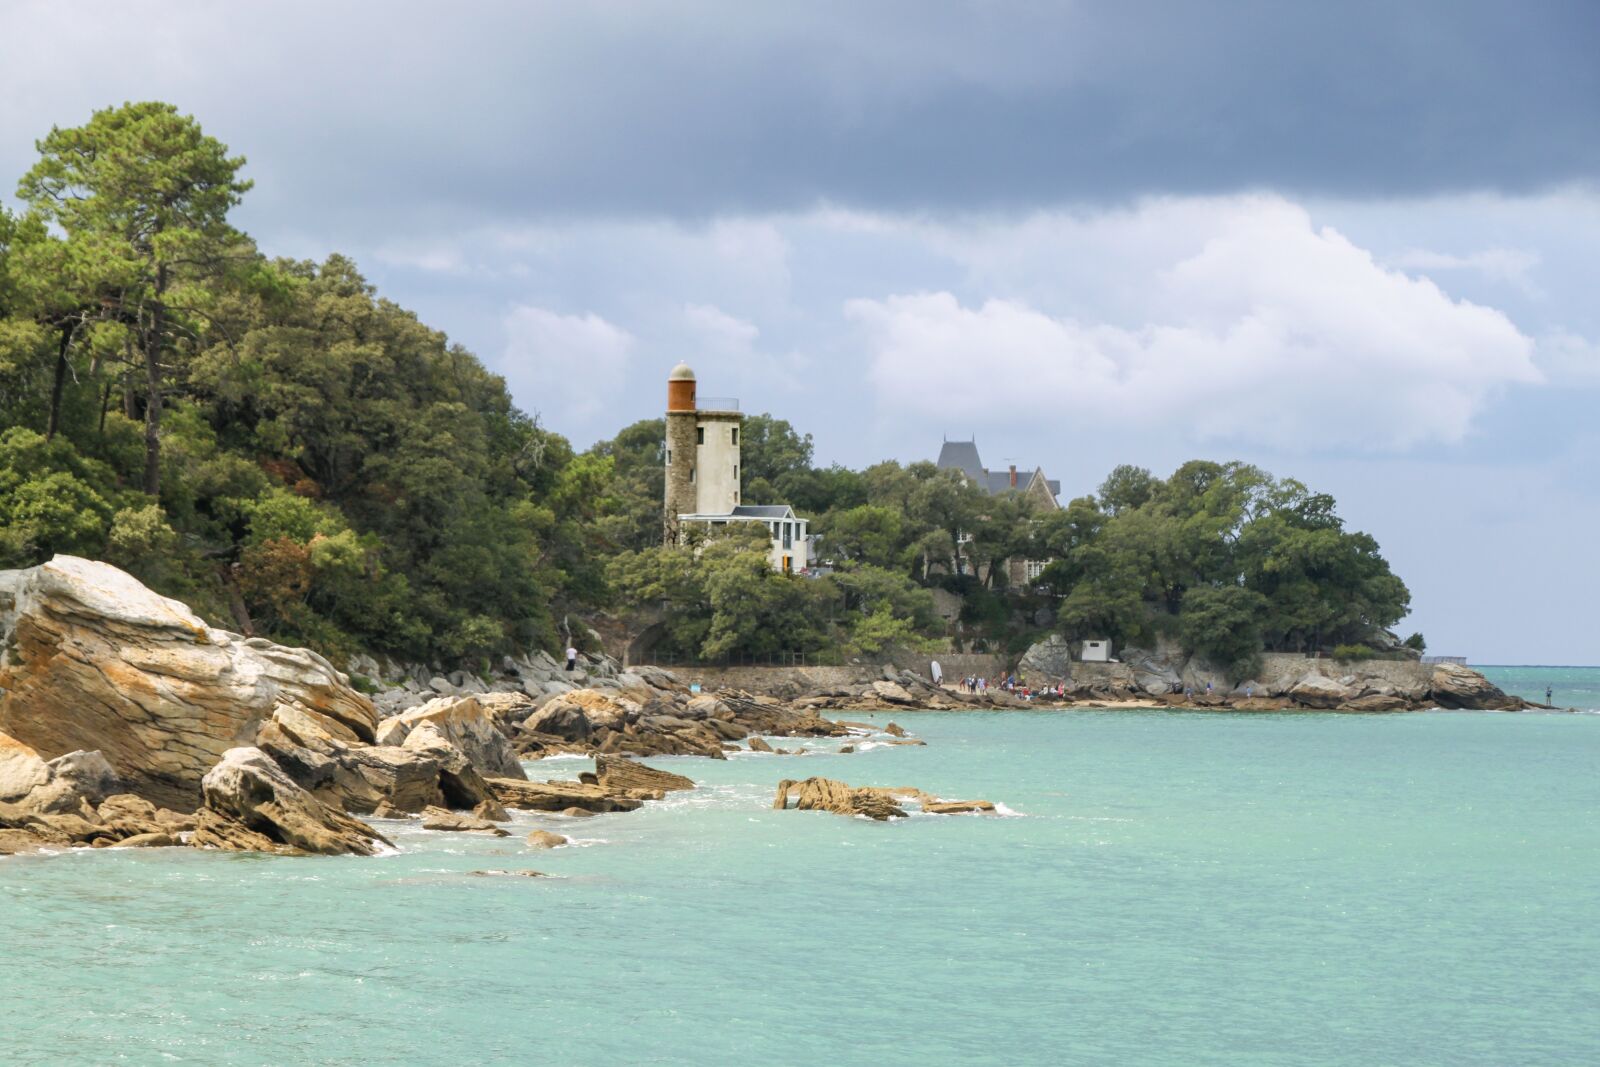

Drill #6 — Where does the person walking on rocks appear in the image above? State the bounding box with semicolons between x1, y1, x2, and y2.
565;644;578;671
1546;684;1554;705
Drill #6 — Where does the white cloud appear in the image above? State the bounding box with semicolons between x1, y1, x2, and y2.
1387;246;1542;294
847;197;1542;450
683;303;760;353
1537;331;1600;382
499;307;634;419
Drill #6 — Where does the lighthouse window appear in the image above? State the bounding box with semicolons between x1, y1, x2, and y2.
733;465;738;480
696;427;704;445
731;427;739;445
665;449;671;465
690;467;696;483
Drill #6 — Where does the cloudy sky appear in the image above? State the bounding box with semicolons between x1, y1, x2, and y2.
4;1;1597;663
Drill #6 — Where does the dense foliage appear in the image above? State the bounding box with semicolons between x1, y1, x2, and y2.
1;102;1413;673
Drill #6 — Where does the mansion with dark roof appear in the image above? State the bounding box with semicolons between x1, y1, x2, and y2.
935;438;1060;586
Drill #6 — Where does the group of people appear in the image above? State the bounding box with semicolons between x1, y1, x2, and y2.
957;674;1073;700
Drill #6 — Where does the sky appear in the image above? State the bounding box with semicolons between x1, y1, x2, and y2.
2;1;1597;663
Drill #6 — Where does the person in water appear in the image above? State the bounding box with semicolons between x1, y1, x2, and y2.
1546;685;1554;704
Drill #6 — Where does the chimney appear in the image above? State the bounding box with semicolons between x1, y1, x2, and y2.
1009;464;1017;488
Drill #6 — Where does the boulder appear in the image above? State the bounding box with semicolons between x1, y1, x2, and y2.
488;777;644;814
535;689;643;731
401;721;493;808
473;797;511;822
747;736;774;753
420;806;509;836
884;722;907;738
1430;663;1521;710
110;832;181;849
870;680;916;705
594;754;695;795
1288;673;1356;709
1018;634;1074;680
255;703;445;814
192;747;390;856
772;777;908;821
525;830;568;849
374;696;526;780
0;556;377;807
921;799;996;815
0;731;50;803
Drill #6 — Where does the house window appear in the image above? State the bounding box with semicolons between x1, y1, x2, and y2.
696;427;705;445
1025;560;1050;581
783;522;792;549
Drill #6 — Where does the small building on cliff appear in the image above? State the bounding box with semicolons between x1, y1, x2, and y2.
934;438;1060;586
663;362;813;573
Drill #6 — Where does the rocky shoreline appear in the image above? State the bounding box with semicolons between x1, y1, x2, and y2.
0;555;1533;860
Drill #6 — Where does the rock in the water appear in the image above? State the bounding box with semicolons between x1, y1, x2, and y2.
525;829;568;849
256;703;446;814
558;806;596;818
839;745;855;754
109;831;181;848
884;722;907;738
1430;663;1521;710
420;805;509;836
921;799;996;815
594;754;695;795
193;747;390;856
772;777;909;820
374;695;526;780
473;797;511;822
747;736;774;753
1288;673;1355;709
469;868;546;878
0;556;378;807
488;777;644;814
401;721;494;809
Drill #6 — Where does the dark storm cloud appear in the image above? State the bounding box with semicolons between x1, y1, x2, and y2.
6;0;1595;239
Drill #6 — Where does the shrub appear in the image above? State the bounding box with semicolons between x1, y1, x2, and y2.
1332;643;1373;662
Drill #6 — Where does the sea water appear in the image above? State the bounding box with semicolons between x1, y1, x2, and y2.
4;673;1599;1066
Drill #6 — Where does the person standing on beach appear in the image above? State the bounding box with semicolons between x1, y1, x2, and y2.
565;644;578;671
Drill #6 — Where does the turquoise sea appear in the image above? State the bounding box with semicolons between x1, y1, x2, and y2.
4;667;1599;1066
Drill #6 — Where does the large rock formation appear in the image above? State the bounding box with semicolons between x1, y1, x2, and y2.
1429;663;1522;710
374;696;526;780
772;777;910;821
0;556;378;807
192;747;390;856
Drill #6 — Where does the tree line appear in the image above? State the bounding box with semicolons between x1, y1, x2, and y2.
0;102;1413;676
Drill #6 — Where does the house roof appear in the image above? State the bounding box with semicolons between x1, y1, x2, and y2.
731;504;795;519
935;440;985;481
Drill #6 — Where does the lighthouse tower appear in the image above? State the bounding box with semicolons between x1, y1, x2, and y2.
663;362;742;543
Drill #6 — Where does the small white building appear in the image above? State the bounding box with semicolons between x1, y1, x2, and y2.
1081;639;1111;663
679;503;813;574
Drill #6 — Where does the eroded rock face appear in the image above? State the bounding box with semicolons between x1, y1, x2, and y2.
193;747;390;856
772;777;909;821
374;696;526;780
1430;663;1521;709
0;557;378;807
594;754;695;796
1288;674;1355;709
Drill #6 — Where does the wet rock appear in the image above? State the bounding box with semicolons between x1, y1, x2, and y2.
772;777;909;821
469;869;546;878
922;799;996;815
420;806;509;836
525;830;568;849
747;736;774;753
594;754;695;795
489;777;644;814
884;722;907;738
559;807;596;818
192;747;389;856
110;831;181;848
401;721;493;809
473;797;511;822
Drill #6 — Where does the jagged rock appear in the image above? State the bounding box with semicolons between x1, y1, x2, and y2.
559;806;595;818
488;777;644;814
525;829;568;849
255;703;445;814
0;556;377;807
1338;694;1411;712
401;721;493;809
594;754;695;795
473;797;511;822
772;777;909;820
922;799;996;815
839;745;855;753
192;747;389;856
0;731;50;804
747;736;774;753
1430;663;1522;710
374;696;526;780
884;722;907;738
1288;673;1356;709
420;805;508;836
469;869;546;878
870;680;916;705
95;793;193;838
520;700;594;742
1019;634;1075;680
110;832;181;848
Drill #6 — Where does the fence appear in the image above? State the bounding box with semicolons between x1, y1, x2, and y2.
1420;655;1468;665
648;649;846;669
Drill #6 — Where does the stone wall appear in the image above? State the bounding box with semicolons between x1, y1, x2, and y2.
661;651;1005;696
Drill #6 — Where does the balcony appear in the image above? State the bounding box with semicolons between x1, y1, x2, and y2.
696;396;740;412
